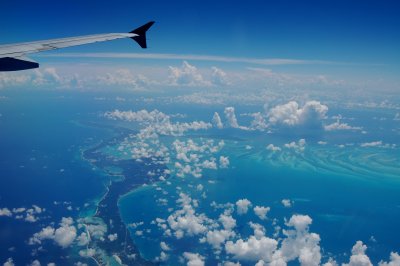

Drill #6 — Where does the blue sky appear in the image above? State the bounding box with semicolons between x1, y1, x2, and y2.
1;0;400;90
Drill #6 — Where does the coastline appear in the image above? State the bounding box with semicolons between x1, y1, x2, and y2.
80;125;163;265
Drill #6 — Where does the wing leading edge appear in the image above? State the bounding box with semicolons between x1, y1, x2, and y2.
0;21;155;72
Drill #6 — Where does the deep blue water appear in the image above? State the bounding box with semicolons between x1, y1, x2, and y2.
0;91;115;264
0;90;399;265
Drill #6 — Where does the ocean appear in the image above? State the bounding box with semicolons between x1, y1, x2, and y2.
0;90;399;265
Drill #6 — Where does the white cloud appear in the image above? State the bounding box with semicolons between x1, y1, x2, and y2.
280;215;321;266
342;241;373;266
77;232;90;246
166;193;211;238
54;223;77;248
211;67;230;85
1;205;45;222
96;69;152;90
250;112;268;130
284;139;306;152
236;199;252;215
30;260;41;266
219;156;230;168
104;109;169;123
156;251;169;262
379;252;400;266
225;235;278;262
282;199;292;208
105;109;211;138
172;139;225;177
168;61;210;86
79;248;96;258
183;252;205;266
394;113;400;121
0;208;12;217
206;213;237;250
29;217;77;248
268;101;328;128
3;258;15;266
266;144;281;152
360;141;382;147
108;233;118;242
29;226;56;245
160;241;171;251
212;112;223;129
359;141;396;149
224;262;242;266
206;228;235;250
254;206;270;220
224;107;240;128
324;119;362;131
0;68;67;89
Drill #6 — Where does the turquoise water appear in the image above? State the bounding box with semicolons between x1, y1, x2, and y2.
119;134;400;265
1;90;399;265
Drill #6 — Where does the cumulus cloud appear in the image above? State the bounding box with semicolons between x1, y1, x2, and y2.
165;193;212;238
206;212;237;250
342;241;372;266
211;67;230;86
168;61;210;86
236;199;252;215
79;248;96;258
154;196;398;265
3;258;15;266
219;156;230;168
254;206;270;220
96;68;153;90
108;233;118;242
105;109;212;137
280;215;321;266
324;119;362;131
225;228;278;262
361;141;383;147
156;251;169;262
266;144;281;152
379;252;400;266
33;68;61;86
0;72;31;89
359;141;396;149
160;241;171;251
76;232;90;246
11;67;80;89
29;217;77;248
104;109;169;123
29;260;41;266
212;112;224;129
172;139;225;177
183;252;205;266
0;205;45;223
282;199;292;208
250;112;268;130
284;139;306;152
224;107;240;128
267;101;328;128
54;218;77;248
0;208;12;217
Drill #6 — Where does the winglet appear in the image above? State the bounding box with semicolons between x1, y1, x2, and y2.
130;21;155;48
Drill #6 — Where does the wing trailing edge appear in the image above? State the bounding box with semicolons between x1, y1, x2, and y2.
0;21;155;71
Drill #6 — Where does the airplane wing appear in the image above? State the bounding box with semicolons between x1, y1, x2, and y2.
0;21;154;71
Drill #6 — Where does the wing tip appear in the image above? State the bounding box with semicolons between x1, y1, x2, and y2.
130;21;155;49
